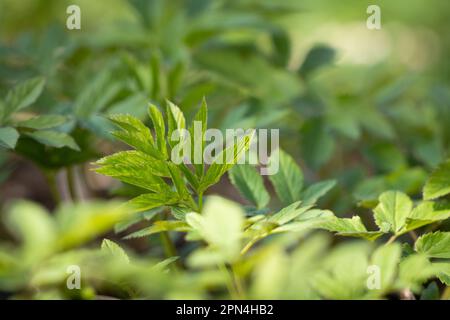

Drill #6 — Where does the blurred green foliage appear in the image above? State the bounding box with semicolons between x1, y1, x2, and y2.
0;0;449;300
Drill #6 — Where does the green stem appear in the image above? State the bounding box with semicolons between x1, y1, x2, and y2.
66;166;77;202
408;230;418;241
218;263;239;299
231;264;245;299
159;212;182;270
45;170;61;205
240;236;262;256
198;192;203;212
385;235;397;245
160;231;177;259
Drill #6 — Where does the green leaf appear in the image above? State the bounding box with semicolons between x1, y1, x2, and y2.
109;114;161;159
95;153;172;193
373;191;413;234
4;77;45;116
370;243;401;293
271;209;334;233
397;254;437;292
167;163;192;203
55;201;130;250
229;164;269;209
0;100;5;123
101;239;130;263
312;242;370;299
125;220;190;239
96;150;170;177
299;45;335;78
433;262;450;285
200;130;254;193
153;256;180;271
269;201;312;225
0;127;19;149
319;216;384;241
415;231;450;258
420;282;440;300
148;104;168;159
75;71;122;117
166;101;186;149
189;99;207;176
300;119;335;169
404;201;450;233
178;163;200;191
301;179;336;206
268;149;304;206
127;192;179;213
186;196;244;262
423;159;450;200
25;130;80;151
6;201;56;262
17;115;67;130
194;47;300;104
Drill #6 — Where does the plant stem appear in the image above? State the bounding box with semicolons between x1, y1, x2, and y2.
66;166;77;202
408;230;418;241
385;235;397;245
218;263;239;299
160;231;177;259
159;211;182;270
198;192;203;212
45;170;61;205
231;264;245;299
240;236;261;256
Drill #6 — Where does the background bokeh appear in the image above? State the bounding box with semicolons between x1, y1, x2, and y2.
0;0;449;299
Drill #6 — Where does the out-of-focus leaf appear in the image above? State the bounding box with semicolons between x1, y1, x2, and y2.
300;119;335;169
397;254;437;292
370;243;401;293
420;282;440;300
301;179;336;206
101;239;130;263
268;149;303;206
5;201;56;262
25;130;80;151
299;45;335;78
312;242;370;299
194;47;300;104
55;201;131;250
75;71;122;118
423;159;450;200
229;164;269;209
0;127;19;149
4;77;45;116
16;115;67;130
433;262;450;285
186;196;244;262
125;220;190;239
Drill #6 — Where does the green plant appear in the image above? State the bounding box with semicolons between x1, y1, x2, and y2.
0;77;78;151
